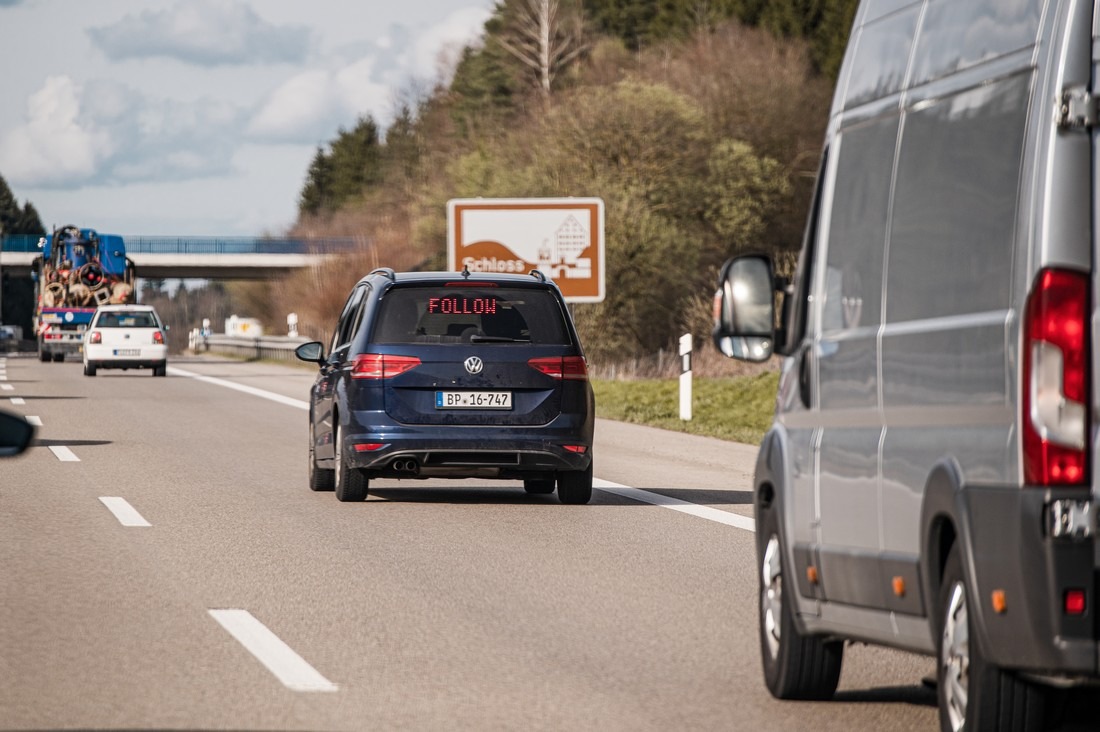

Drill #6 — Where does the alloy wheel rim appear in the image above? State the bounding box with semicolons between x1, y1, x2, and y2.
941;580;969;732
761;534;783;659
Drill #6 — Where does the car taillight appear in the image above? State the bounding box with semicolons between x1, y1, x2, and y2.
153;331;164;344
88;331;102;344
528;356;588;381
351;354;421;379
1022;268;1089;486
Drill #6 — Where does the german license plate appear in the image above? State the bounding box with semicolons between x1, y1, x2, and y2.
113;349;140;356
435;391;512;409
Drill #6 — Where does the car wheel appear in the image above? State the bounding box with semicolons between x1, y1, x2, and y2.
524;478;556;494
333;422;368;502
758;505;842;700
308;421;335;492
83;361;96;377
557;462;593;504
937;545;1048;732
153;364;166;377
38;349;50;363
52;352;64;362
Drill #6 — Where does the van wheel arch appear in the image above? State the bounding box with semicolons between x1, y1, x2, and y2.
920;459;969;639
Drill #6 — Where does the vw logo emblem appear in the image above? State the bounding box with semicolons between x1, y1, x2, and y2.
464;356;483;374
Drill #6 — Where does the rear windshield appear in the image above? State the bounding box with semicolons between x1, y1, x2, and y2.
372;286;570;345
96;312;159;328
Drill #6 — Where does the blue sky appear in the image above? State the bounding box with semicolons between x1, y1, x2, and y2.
0;0;495;237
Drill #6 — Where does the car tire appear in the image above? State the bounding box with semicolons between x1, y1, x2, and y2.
309;422;335;492
334;422;368;502
557;462;593;504
524;478;556;494
937;545;1049;732
758;505;842;700
153;364;166;377
52;352;64;362
84;361;96;377
38;349;50;363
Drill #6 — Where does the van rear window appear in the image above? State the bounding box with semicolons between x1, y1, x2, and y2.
372;286;569;345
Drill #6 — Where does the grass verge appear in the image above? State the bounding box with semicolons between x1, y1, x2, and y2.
592;371;778;445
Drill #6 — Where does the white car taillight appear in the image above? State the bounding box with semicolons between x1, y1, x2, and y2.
1022;269;1089;486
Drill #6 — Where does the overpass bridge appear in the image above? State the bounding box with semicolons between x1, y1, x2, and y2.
0;234;366;279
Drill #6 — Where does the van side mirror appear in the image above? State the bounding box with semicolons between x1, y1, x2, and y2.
295;341;325;364
712;254;777;362
0;410;35;457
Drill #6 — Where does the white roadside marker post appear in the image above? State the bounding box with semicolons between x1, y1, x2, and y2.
680;333;692;421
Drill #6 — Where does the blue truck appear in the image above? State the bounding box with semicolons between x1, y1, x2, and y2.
33;226;136;362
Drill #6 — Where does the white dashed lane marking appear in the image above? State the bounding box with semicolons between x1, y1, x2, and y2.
1;384;12;391
10;397;24;405
48;446;80;462
98;497;151;527
208;609;338;692
26;416;42;426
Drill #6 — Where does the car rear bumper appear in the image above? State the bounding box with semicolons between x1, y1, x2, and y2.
339;411;593;478
85;344;167;365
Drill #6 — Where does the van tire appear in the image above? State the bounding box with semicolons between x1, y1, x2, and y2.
937;546;1048;732
333;422;368;502
758;506;842;700
557;463;593;504
84;362;96;377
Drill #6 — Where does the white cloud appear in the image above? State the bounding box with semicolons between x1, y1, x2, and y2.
407;7;491;82
0;75;247;189
0;76;113;186
88;0;311;66
247;8;490;145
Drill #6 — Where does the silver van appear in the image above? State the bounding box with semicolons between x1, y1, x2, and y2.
713;1;1099;730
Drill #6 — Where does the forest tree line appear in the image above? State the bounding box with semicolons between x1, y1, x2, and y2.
2;0;858;362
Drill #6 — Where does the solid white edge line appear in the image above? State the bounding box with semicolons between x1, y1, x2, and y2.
26;416;42;426
168;366;309;410
48;446;80;462
594;478;755;533
172;364;750;531
98;497;151;527
208;609;338;692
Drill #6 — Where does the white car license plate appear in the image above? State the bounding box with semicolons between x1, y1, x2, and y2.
113;349;140;356
435;391;512;409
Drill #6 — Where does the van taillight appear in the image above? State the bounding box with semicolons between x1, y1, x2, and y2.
1022;268;1089;486
351;354;421;379
88;331;102;344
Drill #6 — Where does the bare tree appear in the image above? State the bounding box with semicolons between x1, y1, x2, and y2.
496;0;587;98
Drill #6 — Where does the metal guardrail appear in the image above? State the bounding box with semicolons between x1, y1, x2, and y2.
191;332;312;362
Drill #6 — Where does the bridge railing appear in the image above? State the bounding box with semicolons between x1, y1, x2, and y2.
0;235;365;254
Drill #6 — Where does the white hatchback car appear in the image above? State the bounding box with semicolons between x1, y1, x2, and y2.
83;304;168;377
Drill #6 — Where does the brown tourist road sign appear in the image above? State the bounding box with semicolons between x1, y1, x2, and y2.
447;198;605;303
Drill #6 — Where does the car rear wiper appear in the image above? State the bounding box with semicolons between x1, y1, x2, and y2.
469;335;531;343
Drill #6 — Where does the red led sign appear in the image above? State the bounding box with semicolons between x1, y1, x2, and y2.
428;297;498;315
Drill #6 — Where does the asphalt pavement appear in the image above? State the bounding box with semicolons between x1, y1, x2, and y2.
0;353;939;731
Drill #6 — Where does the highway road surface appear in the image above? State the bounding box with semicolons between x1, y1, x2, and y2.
0;353;943;730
